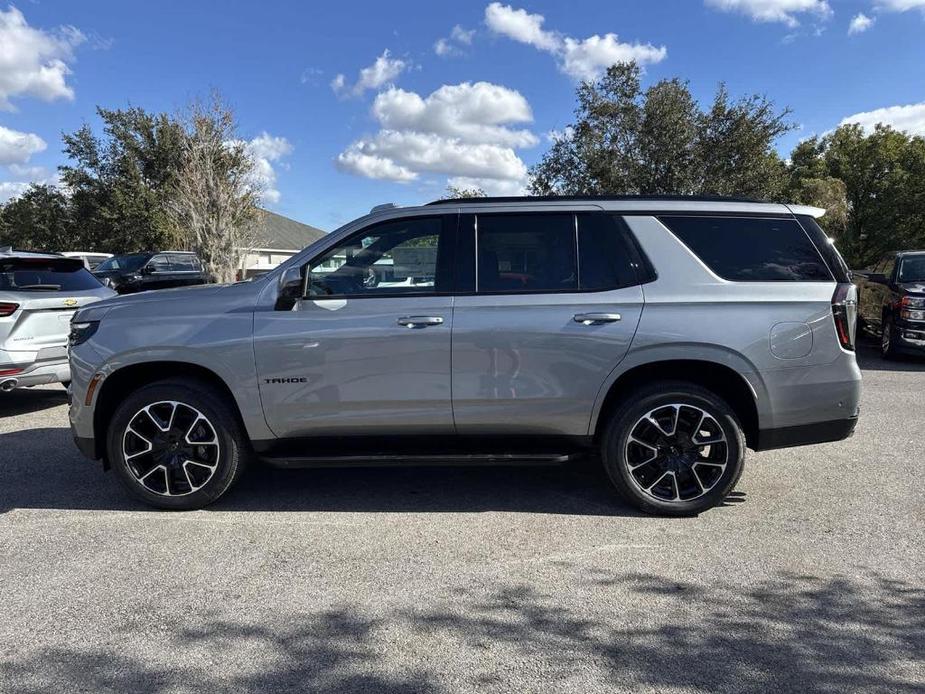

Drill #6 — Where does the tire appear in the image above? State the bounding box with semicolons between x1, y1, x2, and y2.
106;379;250;510
881;316;898;360
601;381;746;516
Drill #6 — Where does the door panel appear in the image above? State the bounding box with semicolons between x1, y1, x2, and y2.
451;290;642;435
254;297;454;438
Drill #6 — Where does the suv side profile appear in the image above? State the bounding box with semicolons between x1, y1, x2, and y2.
93;251;210;294
68;197;861;515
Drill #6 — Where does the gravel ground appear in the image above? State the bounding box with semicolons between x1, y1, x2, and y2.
0;342;922;693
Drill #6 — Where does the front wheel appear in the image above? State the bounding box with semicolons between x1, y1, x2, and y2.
601;381;745;516
106;379;249;510
881;317;898;359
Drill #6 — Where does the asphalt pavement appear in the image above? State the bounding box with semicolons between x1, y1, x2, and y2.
0;341;922;693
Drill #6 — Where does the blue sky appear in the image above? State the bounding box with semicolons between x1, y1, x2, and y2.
1;0;923;231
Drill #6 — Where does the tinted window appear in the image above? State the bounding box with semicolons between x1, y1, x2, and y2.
577;214;638;290
169;254;198;271
96;254;150;272
659;216;833;282
307;217;448;297
794;215;851;283
899;255;925;282
147;255;170;272
476;214;577;293
0;258;103;291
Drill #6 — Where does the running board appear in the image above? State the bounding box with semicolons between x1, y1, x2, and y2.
259;452;580;469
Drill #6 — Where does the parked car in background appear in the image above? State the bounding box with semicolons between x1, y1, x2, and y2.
854;250;925;358
59;251;113;271
93;251;210;294
68;196;861;515
0;248;115;391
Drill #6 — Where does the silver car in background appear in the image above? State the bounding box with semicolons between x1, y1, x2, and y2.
0;249;115;391
67;196;861;515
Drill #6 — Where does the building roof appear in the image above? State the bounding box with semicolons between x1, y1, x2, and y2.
252;209;325;251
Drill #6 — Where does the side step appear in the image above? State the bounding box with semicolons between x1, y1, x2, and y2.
260;452;580;469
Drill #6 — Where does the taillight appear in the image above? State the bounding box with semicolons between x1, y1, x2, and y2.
0;302;19;317
832;283;857;352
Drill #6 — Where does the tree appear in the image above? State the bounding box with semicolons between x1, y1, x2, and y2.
166;96;261;283
442;185;487;199
59;106;186;252
0;185;72;251
529;62;795;200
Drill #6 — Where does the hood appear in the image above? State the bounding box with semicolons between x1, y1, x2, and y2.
898;282;925;295
88;282;226;310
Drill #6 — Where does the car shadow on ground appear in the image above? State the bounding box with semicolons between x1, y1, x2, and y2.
0;425;683;516
0;387;68;417
855;338;925;373
1;570;921;693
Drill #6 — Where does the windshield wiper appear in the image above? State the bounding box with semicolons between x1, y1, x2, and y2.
17;284;62;291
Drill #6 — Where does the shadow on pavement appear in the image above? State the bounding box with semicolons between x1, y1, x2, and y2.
0;387;68;417
856;339;925;373
1;570;921;693
0;425;663;516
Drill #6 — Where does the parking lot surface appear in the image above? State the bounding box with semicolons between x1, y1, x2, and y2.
1;343;922;693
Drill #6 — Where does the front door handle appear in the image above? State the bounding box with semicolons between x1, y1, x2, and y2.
397;316;445;328
573;312;622;325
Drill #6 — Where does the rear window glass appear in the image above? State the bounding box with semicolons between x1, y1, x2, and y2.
0;258;103;291
659;216;833;282
794;215;851;283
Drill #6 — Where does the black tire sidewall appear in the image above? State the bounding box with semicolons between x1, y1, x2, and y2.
106;380;246;510
602;383;745;516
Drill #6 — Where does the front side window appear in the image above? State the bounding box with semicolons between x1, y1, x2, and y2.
96;254;150;273
146;255;170;273
898;255;925;283
476;214;577;293
306;217;447;298
659;216;833;282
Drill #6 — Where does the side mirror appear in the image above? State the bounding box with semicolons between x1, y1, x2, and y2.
275;266;304;311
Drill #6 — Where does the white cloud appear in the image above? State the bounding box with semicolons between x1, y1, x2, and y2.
0;6;85;110
848;13;875;34
332;49;408;97
244;133;293;204
875;0;925;11
484;3;666;81
0;181;31;203
336;81;535;190
0;126;46;166
839;102;925;137
705;0;832;27
448;176;526;196
434;25;476;56
372;82;537;147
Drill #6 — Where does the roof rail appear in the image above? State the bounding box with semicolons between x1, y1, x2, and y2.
426;194;770;206
370;203;399;214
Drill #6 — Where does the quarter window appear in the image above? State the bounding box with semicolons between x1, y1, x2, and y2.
307;217;448;297
659;216;833;282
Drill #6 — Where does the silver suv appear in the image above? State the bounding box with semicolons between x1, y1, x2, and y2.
68;197;861;515
1;249;114;391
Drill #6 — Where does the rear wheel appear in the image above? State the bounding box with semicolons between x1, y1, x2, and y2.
106;379;249;510
881;316;898;359
601;381;745;516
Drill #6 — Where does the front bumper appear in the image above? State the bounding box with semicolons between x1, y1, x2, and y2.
894;322;925;353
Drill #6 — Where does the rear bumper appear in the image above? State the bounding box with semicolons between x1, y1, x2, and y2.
755;416;858;451
0;347;70;388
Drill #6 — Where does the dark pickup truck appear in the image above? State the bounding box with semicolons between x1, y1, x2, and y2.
854;250;925;358
93;251;211;294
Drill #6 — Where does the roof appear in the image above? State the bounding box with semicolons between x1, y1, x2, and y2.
0;247;63;260
427;194;768;206
252;209;325;251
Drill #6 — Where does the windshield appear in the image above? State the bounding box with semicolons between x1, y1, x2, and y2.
0;258;104;291
96;253;150;273
898;255;925;283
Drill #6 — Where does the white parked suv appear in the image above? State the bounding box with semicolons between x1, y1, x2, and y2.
0;248;115;391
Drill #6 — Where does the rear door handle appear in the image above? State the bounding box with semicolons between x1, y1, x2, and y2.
573;313;622;325
397;316;445;328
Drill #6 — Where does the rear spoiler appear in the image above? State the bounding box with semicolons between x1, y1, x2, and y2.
787;205;826;219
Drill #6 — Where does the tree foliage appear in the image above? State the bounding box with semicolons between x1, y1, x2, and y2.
530;63;794;200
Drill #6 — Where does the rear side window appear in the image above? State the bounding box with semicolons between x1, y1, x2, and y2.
659;216;833;282
169;254;198;271
476;214;577;293
577;214;639;290
0;258;103;291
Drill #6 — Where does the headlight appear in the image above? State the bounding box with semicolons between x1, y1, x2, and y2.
901;296;925;309
901;309;925;322
69;321;99;347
